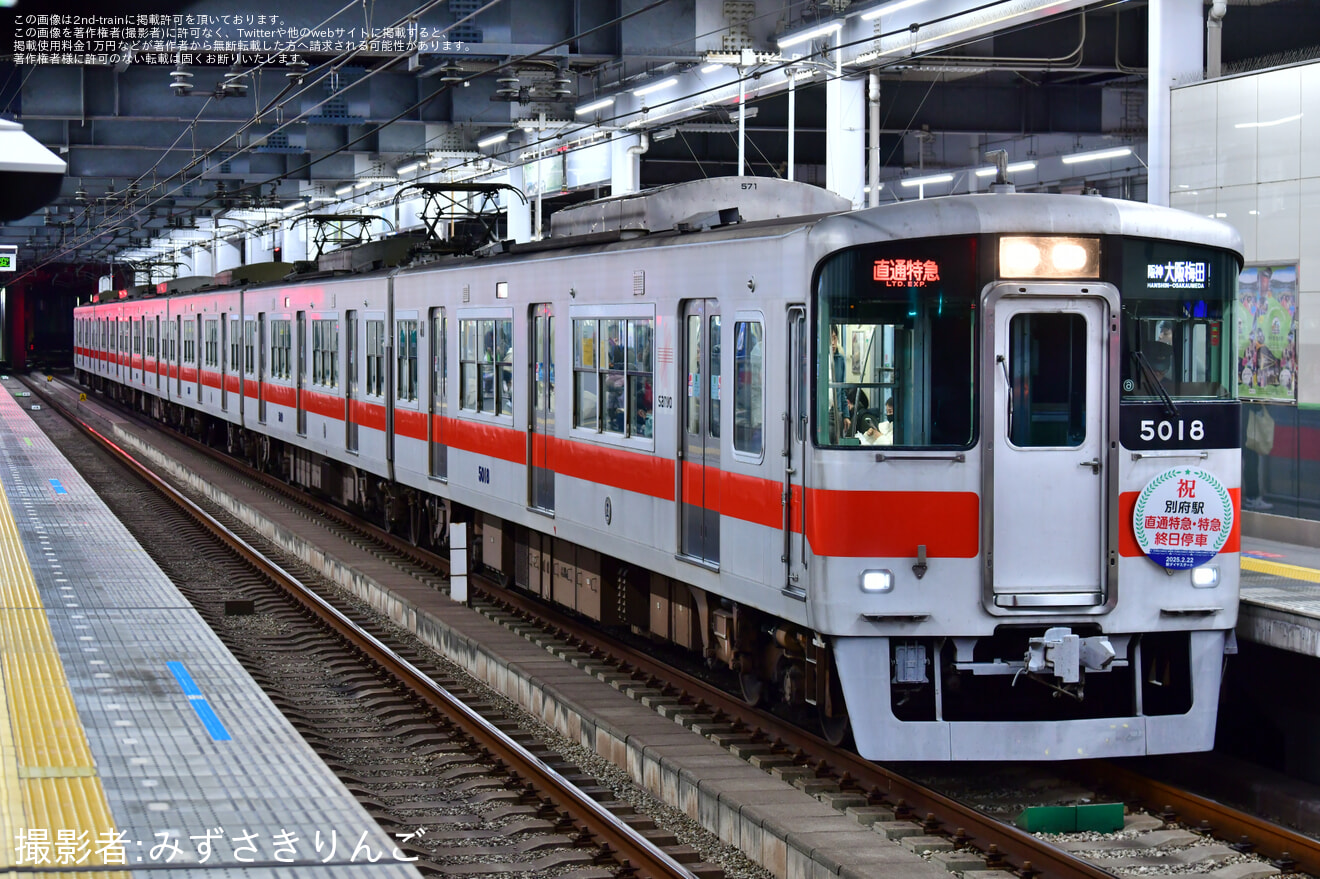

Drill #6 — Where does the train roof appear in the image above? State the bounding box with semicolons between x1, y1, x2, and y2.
811;190;1244;259
79;185;1245;310
547;177;852;238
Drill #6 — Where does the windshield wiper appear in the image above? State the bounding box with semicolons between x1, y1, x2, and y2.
1133;349;1181;418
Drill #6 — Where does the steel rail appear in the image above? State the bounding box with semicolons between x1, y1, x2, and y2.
31;377;700;879
1074;763;1319;875
479;586;1116;879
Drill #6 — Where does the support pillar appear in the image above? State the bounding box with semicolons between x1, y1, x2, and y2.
826;62;866;209
506;164;532;244
610;132;646;196
1148;0;1202;206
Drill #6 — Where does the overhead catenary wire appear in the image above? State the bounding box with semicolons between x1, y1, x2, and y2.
23;0;1121;279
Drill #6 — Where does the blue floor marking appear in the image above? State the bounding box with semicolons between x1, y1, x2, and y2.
166;660;203;696
190;699;233;742
166;661;232;741
48;478;66;495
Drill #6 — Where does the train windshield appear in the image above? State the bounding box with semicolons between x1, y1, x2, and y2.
1119;239;1239;401
814;236;977;448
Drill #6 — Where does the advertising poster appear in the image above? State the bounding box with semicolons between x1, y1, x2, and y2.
1237;264;1298;401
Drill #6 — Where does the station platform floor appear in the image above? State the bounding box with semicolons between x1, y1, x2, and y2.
1239;534;1320;658
0;384;420;876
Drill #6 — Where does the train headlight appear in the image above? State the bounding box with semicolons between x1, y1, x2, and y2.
861;569;894;593
999;236;1100;279
1191;565;1220;588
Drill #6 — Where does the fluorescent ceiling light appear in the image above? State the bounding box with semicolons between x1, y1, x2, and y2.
1235;113;1302;129
900;173;953;187
974;161;1037;177
1061;146;1132;164
632;77;678;97
397;160;425;175
309;196;335;204
861;0;928;21
281;202;305;213
701;63;723;74
575;97;614;115
334;184;356;196
354;180;372;190
778;20;842;49
477;131;509;147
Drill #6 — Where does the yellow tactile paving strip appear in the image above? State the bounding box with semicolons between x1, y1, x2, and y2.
1242;556;1320;585
0;471;123;873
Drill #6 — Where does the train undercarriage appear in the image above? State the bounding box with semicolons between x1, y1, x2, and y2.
96;384;855;743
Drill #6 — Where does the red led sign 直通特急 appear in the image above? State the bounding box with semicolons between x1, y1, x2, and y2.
874;258;940;286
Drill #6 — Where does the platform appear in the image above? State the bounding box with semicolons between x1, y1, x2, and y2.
0;382;421;876
1240;535;1320;658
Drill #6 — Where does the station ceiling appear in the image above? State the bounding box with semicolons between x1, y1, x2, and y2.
2;0;1317;276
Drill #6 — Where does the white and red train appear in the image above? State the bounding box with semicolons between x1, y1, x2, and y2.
75;177;1244;760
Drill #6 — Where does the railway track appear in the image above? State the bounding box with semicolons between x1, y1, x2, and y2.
25;374;715;879
30;373;1318;879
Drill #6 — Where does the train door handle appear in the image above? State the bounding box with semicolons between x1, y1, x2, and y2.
1080;458;1101;474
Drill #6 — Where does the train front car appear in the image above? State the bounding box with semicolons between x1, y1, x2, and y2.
806;194;1242;761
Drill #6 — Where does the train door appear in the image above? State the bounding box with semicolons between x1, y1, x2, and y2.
986;286;1113;607
258;314;267;423
296;311;307;435
346;310;358;452
194;316;203;400
175;316;182;397
132;318;140;384
428;307;447;479
153;317;160;391
528;303;553;511
783;306;808;597
680;300;720;566
220;317;229;412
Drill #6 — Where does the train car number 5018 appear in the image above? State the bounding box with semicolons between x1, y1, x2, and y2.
1139;419;1204;442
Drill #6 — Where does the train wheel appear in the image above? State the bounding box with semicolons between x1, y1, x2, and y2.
406;501;425;547
819;709;852;748
739;671;767;707
737;650;769;707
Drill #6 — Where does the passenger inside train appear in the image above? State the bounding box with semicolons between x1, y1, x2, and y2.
855;398;895;446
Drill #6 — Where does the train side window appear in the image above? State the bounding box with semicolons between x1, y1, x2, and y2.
574;317;653;438
628;319;654;439
244;319;256;375
271;319;292;379
204;319;218;368
365;319;385;396
734;321;764;454
183;320;197;364
494;318;513;416
313;319;339;388
459;319;479;410
708;315;721;439
456;318;512;414
573;320;599;429
396;319;418;402
229;318;240;371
